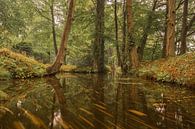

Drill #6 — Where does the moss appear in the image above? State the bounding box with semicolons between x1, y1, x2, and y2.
0;48;46;79
0;90;9;101
0;67;11;80
60;65;98;73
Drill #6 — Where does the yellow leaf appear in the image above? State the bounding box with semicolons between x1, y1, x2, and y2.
93;103;106;110
79;108;93;116
128;109;147;116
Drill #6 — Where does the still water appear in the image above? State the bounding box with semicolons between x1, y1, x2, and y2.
0;73;194;129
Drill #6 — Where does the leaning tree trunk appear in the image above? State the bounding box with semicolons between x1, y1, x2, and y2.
47;0;75;74
166;0;176;57
180;0;188;55
94;0;105;73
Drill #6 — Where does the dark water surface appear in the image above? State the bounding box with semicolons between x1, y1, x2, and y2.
0;73;194;129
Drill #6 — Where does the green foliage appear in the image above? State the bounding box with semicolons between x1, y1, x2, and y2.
0;90;9;101
0;48;46;79
0;67;11;80
12;42;33;56
32;50;50;63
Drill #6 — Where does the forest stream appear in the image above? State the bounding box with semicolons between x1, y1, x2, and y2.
0;73;194;129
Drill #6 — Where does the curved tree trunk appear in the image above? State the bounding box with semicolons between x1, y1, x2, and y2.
47;0;75;74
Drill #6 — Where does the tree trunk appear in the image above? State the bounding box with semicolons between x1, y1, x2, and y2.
162;1;168;58
139;0;157;61
94;0;105;73
121;0;128;74
130;46;139;68
47;0;75;74
166;0;176;57
180;0;188;55
126;0;138;69
50;0;58;55
114;0;122;67
175;14;195;44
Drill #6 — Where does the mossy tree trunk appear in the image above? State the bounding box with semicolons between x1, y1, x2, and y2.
47;0;75;74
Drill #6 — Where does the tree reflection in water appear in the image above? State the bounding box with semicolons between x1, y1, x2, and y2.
47;77;70;129
0;74;194;129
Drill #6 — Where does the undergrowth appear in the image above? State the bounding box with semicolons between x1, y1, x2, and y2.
0;48;46;79
138;53;195;87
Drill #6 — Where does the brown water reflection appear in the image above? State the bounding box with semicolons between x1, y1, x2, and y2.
0;73;194;129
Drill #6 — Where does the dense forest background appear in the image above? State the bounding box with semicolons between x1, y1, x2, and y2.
0;0;194;72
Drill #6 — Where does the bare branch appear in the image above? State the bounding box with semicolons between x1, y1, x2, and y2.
176;0;184;10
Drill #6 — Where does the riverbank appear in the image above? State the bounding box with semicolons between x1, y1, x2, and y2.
0;48;46;79
0;48;97;79
137;53;195;88
0;48;194;88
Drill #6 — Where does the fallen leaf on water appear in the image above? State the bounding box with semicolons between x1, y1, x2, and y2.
79;108;94;116
96;108;113;118
128;109;147;116
93;103;106;110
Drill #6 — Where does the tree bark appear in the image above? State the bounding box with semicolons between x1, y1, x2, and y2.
130;46;139;68
126;0;138;69
180;0;188;55
162;1;168;58
139;0;157;61
47;0;75;74
94;0;105;73
50;0;58;55
121;0;128;74
166;0;176;57
114;0;122;67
